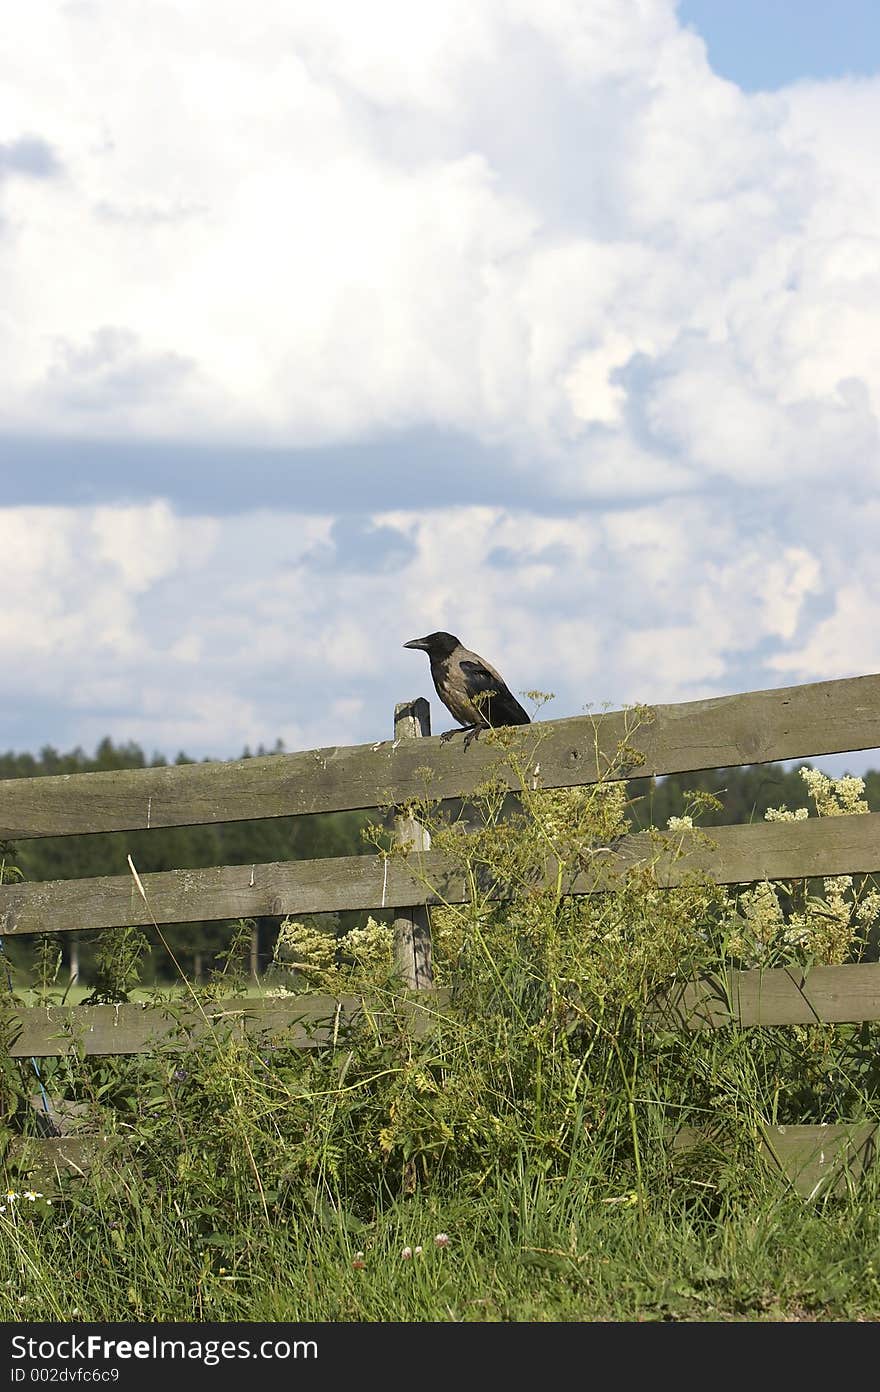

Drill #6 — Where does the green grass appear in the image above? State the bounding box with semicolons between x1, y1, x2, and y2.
4;982;880;1322
4;1155;880;1321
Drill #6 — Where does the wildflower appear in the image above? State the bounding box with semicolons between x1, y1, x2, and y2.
352;1252;366;1270
740;880;785;952
434;1233;449;1248
834;775;870;814
783;918;810;947
338;916;393;968
666;815;693;831
414;1246;423;1256
764;806;808;822
401;1246;413;1260
856;891;880;928
800;767;869;817
275;919;337;972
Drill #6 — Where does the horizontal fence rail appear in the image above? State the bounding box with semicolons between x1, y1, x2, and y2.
654;962;880;1029
759;1124;879;1198
673;1123;880;1199
2;671;879;841
13;1117;878;1200
8;963;880;1059
2;811;880;936
3;993;440;1058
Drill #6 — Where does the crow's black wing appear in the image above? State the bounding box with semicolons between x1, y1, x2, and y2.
459;660;530;727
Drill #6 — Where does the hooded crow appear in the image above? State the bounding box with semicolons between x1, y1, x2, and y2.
403;631;530;744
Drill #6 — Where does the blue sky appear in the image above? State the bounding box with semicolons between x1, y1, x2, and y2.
680;1;880;90
1;0;878;778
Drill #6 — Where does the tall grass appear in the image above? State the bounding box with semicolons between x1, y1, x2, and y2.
2;722;880;1322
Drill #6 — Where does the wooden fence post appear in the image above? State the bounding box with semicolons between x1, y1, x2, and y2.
391;699;433;990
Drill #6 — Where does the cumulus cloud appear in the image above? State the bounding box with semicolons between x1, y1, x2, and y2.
0;0;876;505
0;496;861;761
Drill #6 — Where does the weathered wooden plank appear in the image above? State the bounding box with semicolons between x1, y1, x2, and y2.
672;1123;878;1197
9;961;879;1059
0;851;443;935
655;962;880;1029
6;1134;116;1183
640;812;880;888
760;1124;878;1198
2;811;879;937
4;992;443;1058
2;672;879;841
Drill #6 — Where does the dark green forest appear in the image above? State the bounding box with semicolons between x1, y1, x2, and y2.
1;736;877;988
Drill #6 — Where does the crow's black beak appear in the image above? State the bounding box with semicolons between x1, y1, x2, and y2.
403;638;428;651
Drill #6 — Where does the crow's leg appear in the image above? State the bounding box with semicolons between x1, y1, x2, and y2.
440;724;478;744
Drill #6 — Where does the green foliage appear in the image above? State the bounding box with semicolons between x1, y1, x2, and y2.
84;927;153;1005
0;841;22;887
274;914;393;989
717;767;880;970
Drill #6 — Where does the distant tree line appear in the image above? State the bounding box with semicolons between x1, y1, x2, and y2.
1;737;876;988
627;761;879;830
0;738;374;988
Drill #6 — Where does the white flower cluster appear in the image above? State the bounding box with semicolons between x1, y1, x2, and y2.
275;918;338;971
535;783;629;845
728;769;878;966
800;767;870;817
275;915;392;976
339;916;393;967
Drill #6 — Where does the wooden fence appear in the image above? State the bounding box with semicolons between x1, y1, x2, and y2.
2;672;880;1197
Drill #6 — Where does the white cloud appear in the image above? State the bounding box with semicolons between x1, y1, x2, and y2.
90;499;215;592
769;584;880;680
0;497;847;758
0;3;878;763
0;0;876;504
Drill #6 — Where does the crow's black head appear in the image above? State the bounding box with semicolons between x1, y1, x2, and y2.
403;632;461;659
